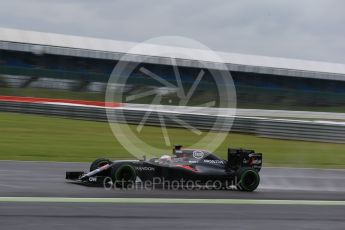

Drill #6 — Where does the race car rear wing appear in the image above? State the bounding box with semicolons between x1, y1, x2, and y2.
227;148;262;171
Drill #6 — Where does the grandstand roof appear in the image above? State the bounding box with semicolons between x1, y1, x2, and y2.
0;27;345;81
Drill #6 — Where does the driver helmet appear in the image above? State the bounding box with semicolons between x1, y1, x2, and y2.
159;155;172;163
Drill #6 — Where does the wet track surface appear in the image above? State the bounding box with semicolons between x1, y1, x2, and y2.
0;161;344;199
0;161;344;229
1;203;344;230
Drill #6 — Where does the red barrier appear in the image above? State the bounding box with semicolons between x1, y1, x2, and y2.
0;96;122;108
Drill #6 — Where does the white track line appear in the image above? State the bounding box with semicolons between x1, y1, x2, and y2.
0;197;344;205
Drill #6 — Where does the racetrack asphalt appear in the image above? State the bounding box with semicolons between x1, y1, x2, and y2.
0;161;344;230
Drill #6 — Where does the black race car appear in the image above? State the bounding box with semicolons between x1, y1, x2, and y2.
66;146;262;192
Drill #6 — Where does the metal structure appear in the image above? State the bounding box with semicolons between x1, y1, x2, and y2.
1;27;345;81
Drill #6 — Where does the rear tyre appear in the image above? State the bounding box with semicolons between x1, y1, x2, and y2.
90;158;112;171
236;168;260;192
111;164;136;188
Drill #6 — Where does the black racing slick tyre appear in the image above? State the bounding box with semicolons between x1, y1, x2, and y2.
90;158;112;171
236;168;260;192
111;164;136;188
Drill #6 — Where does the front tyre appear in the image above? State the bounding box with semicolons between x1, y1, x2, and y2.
236;168;260;192
90;158;112;171
90;158;112;176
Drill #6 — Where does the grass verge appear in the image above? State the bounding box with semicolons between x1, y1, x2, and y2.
0;112;344;168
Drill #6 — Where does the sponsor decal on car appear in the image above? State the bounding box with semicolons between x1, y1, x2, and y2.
203;160;224;164
88;177;97;182
192;150;204;159
135;166;155;171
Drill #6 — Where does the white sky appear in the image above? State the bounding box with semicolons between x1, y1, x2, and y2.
0;0;344;63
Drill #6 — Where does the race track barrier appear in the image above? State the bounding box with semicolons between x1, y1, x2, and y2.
1;101;345;144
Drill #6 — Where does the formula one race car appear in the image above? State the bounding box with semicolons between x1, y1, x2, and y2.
66;146;262;192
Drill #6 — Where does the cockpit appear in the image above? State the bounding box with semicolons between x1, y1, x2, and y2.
150;146;222;165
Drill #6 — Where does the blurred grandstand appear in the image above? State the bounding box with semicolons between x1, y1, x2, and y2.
1;27;345;112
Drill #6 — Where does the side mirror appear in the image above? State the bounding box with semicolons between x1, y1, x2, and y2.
173;145;183;155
